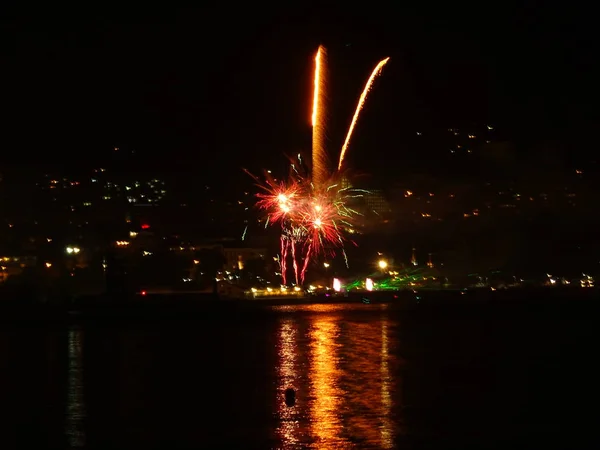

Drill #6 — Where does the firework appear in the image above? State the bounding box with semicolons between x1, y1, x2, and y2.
250;46;389;285
312;46;329;189
338;57;390;171
250;165;363;284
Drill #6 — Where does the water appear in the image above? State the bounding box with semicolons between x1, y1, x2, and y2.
0;302;597;449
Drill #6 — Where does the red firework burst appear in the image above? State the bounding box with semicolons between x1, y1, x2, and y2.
246;166;361;285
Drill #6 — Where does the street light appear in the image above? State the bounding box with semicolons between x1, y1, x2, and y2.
65;246;81;254
323;262;330;268
378;259;388;270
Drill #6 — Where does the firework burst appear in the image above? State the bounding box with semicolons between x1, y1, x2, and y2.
249;164;365;284
249;46;390;285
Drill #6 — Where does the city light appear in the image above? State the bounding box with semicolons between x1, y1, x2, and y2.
333;278;341;292
65;246;81;254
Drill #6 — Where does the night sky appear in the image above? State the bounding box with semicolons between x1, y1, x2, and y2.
1;4;597;185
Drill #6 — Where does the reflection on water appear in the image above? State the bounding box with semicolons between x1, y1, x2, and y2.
380;319;393;447
273;303;377;314
0;302;593;448
275;303;398;449
66;326;86;448
276;318;301;447
342;313;395;448
310;314;343;447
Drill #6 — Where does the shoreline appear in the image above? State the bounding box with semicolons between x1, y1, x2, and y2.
0;287;597;323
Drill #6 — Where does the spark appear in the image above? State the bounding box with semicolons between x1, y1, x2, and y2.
311;47;322;127
338;57;390;170
290;239;299;285
252;173;302;224
342;249;349;268
300;241;313;282
241;225;248;241
280;236;288;286
312;46;329;189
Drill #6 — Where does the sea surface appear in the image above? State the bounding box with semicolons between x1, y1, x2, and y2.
0;301;597;449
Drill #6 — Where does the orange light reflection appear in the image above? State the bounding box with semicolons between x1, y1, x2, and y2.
344;318;394;447
380;318;393;447
309;316;346;447
276;319;301;448
272;303;400;448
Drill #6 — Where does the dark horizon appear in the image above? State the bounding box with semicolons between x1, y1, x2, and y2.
2;4;598;183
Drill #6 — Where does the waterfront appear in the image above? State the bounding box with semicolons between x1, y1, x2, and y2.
0;300;597;449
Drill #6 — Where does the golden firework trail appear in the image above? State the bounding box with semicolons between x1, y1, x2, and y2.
338;57;390;171
311;45;329;189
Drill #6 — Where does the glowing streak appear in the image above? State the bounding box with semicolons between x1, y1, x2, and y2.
300;242;313;283
312;46;328;188
311;48;321;127
342;249;349;268
290;240;299;285
280;237;288;286
338;57;390;170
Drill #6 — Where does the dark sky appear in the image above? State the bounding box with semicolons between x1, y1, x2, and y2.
1;4;598;182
